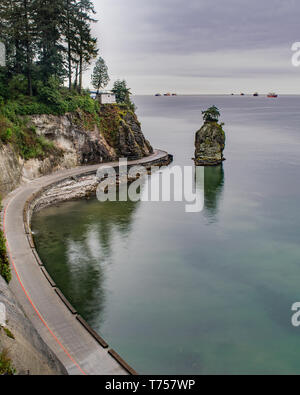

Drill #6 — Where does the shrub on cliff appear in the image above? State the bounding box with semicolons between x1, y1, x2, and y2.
112;80;136;112
0;231;10;283
36;77;66;108
1;90;99;117
0;109;62;160
0;88;101;160
0;200;11;283
0;349;16;375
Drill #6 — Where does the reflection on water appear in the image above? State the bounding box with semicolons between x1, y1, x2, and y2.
203;165;225;222
33;198;140;326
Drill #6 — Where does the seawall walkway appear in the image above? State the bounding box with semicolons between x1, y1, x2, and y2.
2;150;170;375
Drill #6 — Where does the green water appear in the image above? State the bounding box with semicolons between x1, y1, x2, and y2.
32;95;300;374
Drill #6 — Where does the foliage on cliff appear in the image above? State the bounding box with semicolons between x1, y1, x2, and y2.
0;113;62;161
0;86;144;163
98;104;152;159
0;230;10;284
0;201;11;283
98;104;131;145
0;349;16;375
112;80;135;112
0;82;101;160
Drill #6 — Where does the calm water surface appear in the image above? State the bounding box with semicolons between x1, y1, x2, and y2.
32;95;300;374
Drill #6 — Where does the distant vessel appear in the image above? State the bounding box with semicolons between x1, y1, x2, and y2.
253;92;259;97
164;93;171;96
240;93;245;96
155;93;162;97
172;93;177;96
267;92;278;98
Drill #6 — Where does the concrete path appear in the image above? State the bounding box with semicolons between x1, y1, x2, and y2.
2;150;169;375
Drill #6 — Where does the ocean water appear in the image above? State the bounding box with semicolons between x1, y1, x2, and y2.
32;95;300;374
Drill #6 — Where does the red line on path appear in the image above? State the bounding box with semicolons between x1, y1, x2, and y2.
3;195;87;376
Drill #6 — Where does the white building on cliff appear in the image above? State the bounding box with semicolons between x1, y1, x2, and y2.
90;91;116;104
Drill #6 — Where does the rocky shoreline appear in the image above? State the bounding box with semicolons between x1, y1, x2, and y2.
31;153;173;212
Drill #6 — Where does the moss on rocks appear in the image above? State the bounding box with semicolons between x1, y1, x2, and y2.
194;121;226;166
98;104;153;159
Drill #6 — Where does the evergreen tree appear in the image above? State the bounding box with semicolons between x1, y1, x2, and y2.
0;0;36;95
91;57;109;95
0;0;98;96
202;106;221;123
112;80;132;104
23;0;36;96
75;0;98;93
61;0;98;92
62;0;77;90
34;0;66;82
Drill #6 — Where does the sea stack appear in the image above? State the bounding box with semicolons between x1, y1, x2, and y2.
194;106;226;166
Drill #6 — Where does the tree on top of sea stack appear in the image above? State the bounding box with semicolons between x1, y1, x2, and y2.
194;106;226;166
202;105;221;123
91;57;110;95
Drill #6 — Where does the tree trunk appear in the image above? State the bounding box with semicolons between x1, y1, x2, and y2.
68;42;72;90
24;0;32;96
79;53;83;94
67;0;72;90
73;62;79;89
26;49;33;97
14;39;22;74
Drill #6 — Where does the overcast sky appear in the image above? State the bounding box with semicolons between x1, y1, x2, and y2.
84;0;300;94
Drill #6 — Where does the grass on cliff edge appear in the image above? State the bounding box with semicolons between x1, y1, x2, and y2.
0;85;101;160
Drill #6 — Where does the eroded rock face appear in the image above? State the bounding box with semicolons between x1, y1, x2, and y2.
0;105;153;197
194;122;226;166
0;145;23;197
30;106;153;165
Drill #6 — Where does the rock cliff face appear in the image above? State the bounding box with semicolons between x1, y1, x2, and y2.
0;275;67;375
0;145;23;195
194;122;226;166
98;105;153;160
0;105;153;197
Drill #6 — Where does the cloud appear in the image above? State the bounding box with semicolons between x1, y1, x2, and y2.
84;0;300;93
